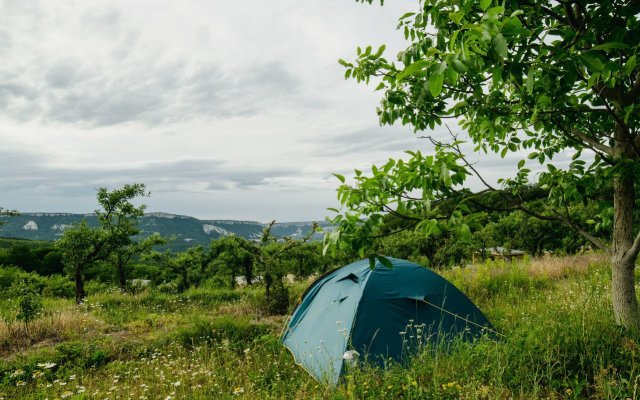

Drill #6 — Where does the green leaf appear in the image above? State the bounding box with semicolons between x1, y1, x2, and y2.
377;255;393;268
440;165;452;186
429;73;444;97
448;11;464;25
332;173;346;183
492;66;502;86
493;33;508;59
579;52;604;72
517;159;525;169
396;60;429;81
480;0;492;11
374;44;386;57
591;42;629;51
526;65;534;95
459;224;472;241
624;55;637;76
451;58;467;73
368;255;376;269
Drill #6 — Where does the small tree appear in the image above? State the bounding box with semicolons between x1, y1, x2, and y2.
57;221;106;304
255;221;318;315
209;236;256;287
15;282;43;334
57;184;149;304
97;184;149;290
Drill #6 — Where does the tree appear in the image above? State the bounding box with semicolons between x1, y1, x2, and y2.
0;207;19;227
57;220;107;304
255;221;318;315
96;183;149;290
332;1;640;329
209;235;256;287
57;184;149;303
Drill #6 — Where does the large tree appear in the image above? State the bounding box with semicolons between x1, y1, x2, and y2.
331;0;640;329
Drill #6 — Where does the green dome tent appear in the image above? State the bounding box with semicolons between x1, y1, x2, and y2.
281;257;494;385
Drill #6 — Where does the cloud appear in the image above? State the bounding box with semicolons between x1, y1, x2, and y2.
0;147;303;198
0;60;304;127
315;124;428;156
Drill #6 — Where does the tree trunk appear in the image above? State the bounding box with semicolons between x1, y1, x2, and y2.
75;267;85;305
611;147;640;330
117;258;127;291
244;262;252;286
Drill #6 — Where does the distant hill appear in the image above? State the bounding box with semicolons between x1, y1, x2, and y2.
0;212;328;251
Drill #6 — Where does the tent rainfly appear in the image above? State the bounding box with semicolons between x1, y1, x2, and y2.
281;258;494;385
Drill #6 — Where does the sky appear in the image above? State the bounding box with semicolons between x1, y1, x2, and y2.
0;0;535;222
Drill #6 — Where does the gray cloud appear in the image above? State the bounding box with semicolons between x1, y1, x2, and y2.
315;124;427;156
0;60;303;127
0;148;301;198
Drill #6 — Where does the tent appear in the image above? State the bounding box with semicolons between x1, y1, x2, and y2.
281;257;494;385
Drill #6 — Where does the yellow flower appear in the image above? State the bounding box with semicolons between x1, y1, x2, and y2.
233;387;244;395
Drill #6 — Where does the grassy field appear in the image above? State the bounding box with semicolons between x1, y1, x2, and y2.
2;253;640;399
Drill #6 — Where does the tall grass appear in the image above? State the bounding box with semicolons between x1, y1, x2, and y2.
1;253;639;399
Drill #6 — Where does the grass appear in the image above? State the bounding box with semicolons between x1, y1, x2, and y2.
1;253;640;399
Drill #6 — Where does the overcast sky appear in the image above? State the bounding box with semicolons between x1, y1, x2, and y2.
0;0;539;222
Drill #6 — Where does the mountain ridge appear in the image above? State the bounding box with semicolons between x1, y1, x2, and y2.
0;212;327;251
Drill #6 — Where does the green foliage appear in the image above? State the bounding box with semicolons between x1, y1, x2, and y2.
332;0;640;327
16;285;43;325
0;266;45;294
170;316;270;350
3;254;640;399
41;275;75;299
56;184;150;303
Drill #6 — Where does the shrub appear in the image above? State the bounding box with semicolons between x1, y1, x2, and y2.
0;267;46;296
265;280;289;315
42;275;74;298
85;280;112;296
157;281;178;294
16;288;43;327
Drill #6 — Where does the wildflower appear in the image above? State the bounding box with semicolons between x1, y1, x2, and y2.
69;374;76;380
16;381;26;386
172;381;181;387
37;362;57;369
32;371;44;379
10;369;25;378
343;350;360;367
60;392;73;399
233;387;245;395
77;386;86;393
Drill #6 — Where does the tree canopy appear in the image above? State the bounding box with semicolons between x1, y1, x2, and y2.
330;0;640;329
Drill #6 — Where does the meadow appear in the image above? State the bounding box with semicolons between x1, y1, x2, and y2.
2;253;640;399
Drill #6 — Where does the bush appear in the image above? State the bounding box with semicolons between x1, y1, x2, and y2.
85;280;112;296
0;267;46;296
16;288;43;325
157;281;178;294
265;281;289;315
42;275;74;298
